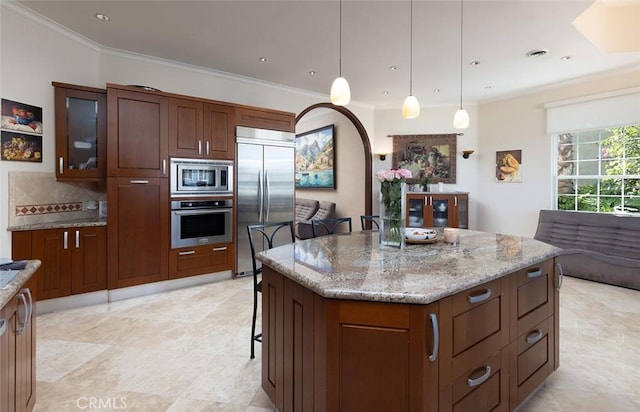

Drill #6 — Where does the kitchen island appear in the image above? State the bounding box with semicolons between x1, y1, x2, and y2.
256;230;561;412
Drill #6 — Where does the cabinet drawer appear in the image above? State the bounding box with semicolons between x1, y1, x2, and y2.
509;316;555;409
510;260;553;340
450;349;509;412
169;243;234;279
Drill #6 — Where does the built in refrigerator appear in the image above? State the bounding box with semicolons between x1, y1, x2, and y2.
235;126;295;276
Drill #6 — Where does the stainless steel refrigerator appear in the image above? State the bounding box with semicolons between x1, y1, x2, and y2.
235;126;295;276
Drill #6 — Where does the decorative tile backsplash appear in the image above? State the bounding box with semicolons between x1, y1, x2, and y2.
8;171;105;227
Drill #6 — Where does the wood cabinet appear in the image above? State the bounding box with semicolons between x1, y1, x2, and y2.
53;82;107;181
168;243;235;279
17;227;107;301
168;98;235;159
236;106;296;133
107;177;169;289
0;278;36;412
406;193;469;229
107;85;169;178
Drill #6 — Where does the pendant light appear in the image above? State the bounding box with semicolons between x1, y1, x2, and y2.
453;0;470;129
402;0;420;119
330;0;351;106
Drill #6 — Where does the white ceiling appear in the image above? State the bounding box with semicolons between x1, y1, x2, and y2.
14;0;640;108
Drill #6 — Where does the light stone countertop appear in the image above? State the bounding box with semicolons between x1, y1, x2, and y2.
0;260;41;308
257;229;561;304
7;218;106;232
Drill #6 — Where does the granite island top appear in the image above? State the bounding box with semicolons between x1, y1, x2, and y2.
257;229;561;304
0;260;41;308
7;218;106;232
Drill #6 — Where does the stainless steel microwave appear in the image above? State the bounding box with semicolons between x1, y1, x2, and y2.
170;158;233;197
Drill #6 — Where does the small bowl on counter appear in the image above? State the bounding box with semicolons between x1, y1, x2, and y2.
404;228;437;241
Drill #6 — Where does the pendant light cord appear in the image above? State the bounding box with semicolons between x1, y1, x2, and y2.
409;0;413;95
459;0;464;109
339;0;343;77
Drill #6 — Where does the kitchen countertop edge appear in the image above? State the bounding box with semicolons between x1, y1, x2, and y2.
7;218;107;232
0;260;41;308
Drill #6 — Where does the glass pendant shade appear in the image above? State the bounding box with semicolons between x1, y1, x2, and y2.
330;76;351;106
402;95;420;119
453;107;470;129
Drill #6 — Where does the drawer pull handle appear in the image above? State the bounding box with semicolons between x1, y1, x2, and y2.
555;262;564;290
428;313;439;362
212;246;228;252
0;319;6;336
178;250;196;256
467;288;491;304
130;180;149;184
526;329;543;345
526;268;542;278
467;365;492;388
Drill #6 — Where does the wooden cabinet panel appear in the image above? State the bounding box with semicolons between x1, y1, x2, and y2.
261;266;285;409
0;296;17;412
509;260;554;341
168;243;234;279
236;107;295;133
406;193;469;229
450;349;509;412
31;229;72;300
107;86;168;177
71;227;107;294
53;82;107;181
107;177;169;289
203;103;234;159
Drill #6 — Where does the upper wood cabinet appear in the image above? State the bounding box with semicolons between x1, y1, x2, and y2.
53;82;107;181
236;107;296;133
406;193;469;229
168;98;235;160
107;85;169;178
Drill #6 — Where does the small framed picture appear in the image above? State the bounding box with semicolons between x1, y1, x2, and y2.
295;124;336;189
1;99;43;135
1;131;43;162
496;150;522;183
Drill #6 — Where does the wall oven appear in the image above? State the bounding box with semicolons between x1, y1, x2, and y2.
171;199;233;249
170;158;233;197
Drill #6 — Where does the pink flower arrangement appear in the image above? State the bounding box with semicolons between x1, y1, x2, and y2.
375;168;412;182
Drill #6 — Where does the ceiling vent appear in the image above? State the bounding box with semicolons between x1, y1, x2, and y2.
526;49;549;57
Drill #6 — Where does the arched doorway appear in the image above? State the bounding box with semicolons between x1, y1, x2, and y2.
295;103;373;218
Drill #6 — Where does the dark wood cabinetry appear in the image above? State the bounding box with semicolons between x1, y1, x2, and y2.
0;277;36;412
107;177;169;289
107;85;169;178
236;106;296;132
53;82;107;181
407;193;469;229
168;98;235;159
168;243;235;279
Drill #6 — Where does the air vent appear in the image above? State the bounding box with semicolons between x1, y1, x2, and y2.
526;49;549;57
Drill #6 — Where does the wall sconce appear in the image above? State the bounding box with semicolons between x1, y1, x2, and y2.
462;150;474;159
377;153;388;161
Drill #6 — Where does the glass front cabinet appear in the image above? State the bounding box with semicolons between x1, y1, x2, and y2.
406;192;469;229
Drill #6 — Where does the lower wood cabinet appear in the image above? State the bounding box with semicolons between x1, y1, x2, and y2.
12;227;107;301
0;278;36;412
168;243;235;279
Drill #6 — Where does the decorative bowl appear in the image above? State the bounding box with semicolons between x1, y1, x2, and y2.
404;228;437;240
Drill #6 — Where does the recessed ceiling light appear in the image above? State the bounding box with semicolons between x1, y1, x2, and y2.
560;55;572;61
383;91;390;95
308;71;317;76
259;57;268;63
389;66;398;71
526;49;549;57
95;13;110;21
470;60;480;66
433;89;441;93
484;85;494;90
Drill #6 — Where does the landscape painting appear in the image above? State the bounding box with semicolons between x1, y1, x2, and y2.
296;124;336;189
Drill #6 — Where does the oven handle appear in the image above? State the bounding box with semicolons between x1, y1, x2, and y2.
173;208;232;216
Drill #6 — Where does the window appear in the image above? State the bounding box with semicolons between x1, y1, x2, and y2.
556;125;640;213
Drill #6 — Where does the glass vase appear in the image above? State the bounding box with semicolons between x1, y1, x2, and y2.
379;181;406;249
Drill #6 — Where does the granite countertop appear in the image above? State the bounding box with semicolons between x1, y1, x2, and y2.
7;218;107;232
0;260;41;308
257;230;560;305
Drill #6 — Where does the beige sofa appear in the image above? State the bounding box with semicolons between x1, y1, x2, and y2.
295;198;336;239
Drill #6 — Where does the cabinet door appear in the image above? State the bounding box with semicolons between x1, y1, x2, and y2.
236;107;295;133
31;229;72;300
407;194;427;228
168;97;203;158
107;87;168;177
0;296;17;412
71;227;107;294
54;84;106;180
15;282;36;412
203;103;234;159
168;243;234;279
107;177;169;289
431;195;452;228
455;195;468;229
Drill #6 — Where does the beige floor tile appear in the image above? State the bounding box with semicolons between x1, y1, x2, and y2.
37;339;110;382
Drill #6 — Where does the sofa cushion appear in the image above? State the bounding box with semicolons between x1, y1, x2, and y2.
295;198;319;221
313;201;336;220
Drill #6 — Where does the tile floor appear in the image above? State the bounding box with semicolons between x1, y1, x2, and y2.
34;275;640;411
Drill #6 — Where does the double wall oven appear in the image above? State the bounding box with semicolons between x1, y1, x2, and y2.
170;158;234;249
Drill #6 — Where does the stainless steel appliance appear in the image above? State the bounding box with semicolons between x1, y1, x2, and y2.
170;158;233;197
236;126;295;276
171;199;233;249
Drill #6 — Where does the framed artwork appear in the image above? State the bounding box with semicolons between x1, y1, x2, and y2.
295;124;336;189
391;134;457;184
1;99;43;135
496;150;522;183
1;131;43;162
